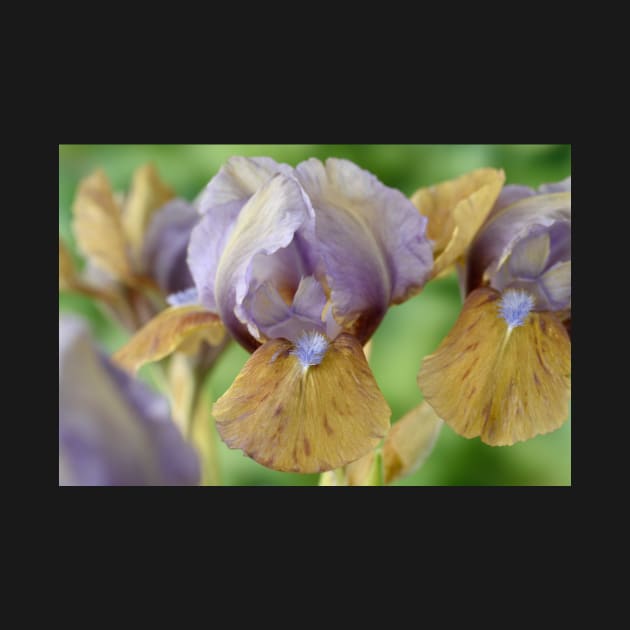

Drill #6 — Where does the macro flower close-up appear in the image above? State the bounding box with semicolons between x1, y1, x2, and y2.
59;144;572;486
119;156;433;473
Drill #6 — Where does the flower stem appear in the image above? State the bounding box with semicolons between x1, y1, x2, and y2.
189;368;222;486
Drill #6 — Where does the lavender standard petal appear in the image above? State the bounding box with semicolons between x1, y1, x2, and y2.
143;199;198;295
197;156;293;213
59;315;200;486
465;189;571;300
244;276;328;343
189;157;294;313
188;200;243;311
295;158;432;343
214;173;316;352
484;184;536;223
488;219;571;311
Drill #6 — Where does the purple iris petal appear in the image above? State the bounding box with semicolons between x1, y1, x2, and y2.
486;178;571;224
484;184;536;224
214;173;316;352
189;156;433;353
143;199;198;295
244;276;328;343
59;315;200;486
295;158;433;343
465;178;571;311
189;157;293;314
197;156;293;214
539;176;571;194
188;200;243;311
540;261;570;309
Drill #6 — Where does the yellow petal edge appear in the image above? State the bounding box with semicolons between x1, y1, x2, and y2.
411;168;505;278
113;305;225;373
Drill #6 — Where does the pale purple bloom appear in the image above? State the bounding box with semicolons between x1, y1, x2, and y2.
465;176;571;312
188;157;433;352
143;199;198;295
59;315;200;486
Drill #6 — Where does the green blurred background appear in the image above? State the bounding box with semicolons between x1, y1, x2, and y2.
59;144;571;486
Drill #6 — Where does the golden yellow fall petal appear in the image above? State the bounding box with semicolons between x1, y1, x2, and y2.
59;237;125;307
411;168;505;278
72;169;135;283
122;163;175;262
212;333;391;473
382;400;443;484
113;305;225;373
175;326;228;356
417;288;571;446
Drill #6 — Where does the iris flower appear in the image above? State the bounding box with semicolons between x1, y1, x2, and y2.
59;164;202;332
417;177;571;445
116;157;433;473
59;315;200;486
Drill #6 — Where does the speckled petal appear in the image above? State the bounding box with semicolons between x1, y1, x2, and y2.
418;288;571;446
59;315;200;486
113;305;225;374
295;158;432;343
143;199;198;295
213;333;390;473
